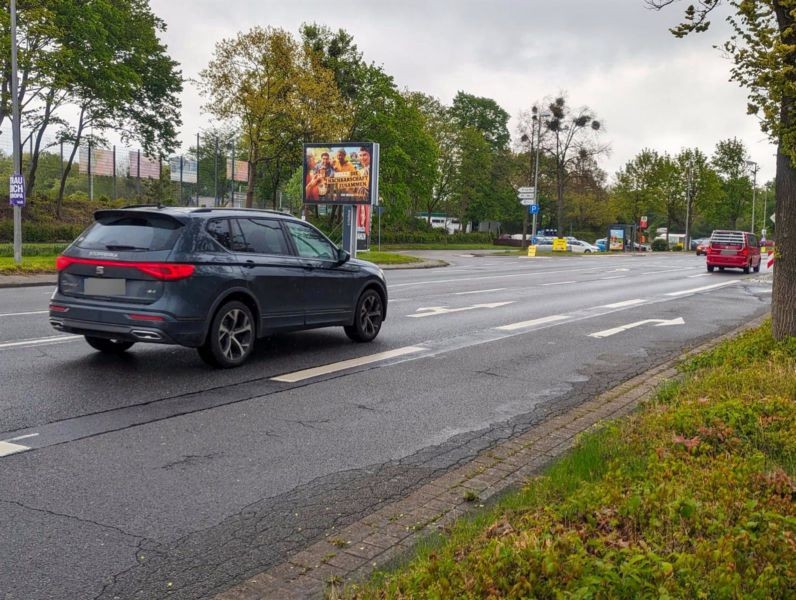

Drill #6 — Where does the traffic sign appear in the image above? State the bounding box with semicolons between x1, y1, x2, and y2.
9;173;24;207
520;198;535;206
518;186;535;193
530;204;539;214
517;192;536;200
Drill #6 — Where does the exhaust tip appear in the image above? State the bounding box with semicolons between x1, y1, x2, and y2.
131;330;163;341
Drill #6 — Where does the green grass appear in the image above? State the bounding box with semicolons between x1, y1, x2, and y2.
342;322;796;599
380;243;498;251
359;251;423;265
0;255;57;274
0;243;69;257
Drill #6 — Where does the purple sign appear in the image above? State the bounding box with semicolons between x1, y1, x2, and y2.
9;173;25;207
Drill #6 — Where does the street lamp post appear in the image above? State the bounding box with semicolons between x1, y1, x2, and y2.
746;160;759;234
10;0;22;264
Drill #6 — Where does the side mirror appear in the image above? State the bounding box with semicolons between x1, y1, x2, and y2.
337;248;350;264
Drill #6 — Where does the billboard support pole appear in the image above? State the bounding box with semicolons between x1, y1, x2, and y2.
343;205;356;258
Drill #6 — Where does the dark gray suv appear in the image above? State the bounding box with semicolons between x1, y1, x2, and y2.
49;206;388;368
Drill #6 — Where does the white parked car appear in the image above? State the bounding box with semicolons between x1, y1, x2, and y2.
568;239;600;253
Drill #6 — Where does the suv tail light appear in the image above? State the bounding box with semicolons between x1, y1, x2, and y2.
56;256;195;281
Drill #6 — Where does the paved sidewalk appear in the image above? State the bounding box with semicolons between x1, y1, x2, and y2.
0;273;57;289
215;314;768;600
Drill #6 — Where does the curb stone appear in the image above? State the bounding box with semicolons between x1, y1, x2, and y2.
215;313;770;600
0;274;57;289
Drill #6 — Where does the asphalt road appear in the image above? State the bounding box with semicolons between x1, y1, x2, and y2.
0;252;773;599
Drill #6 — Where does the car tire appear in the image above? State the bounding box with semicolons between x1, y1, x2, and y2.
707;265;714;272
585;249;591;254
198;301;255;368
753;261;761;273
719;267;725;272
743;263;750;274
85;336;135;354
344;289;384;343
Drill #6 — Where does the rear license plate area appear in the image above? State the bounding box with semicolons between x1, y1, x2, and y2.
84;278;126;296
720;249;737;256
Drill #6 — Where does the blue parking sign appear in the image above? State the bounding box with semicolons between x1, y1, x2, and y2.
9;173;25;207
529;204;539;214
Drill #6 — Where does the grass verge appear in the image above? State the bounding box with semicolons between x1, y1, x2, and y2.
341;322;796;599
0;251;420;274
380;244;498;251
0;255;57;274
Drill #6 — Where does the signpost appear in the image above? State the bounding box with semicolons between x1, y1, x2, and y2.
517;186;537;246
530;204;539;215
10;0;22;264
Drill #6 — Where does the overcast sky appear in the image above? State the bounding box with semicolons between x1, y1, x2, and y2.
148;0;776;185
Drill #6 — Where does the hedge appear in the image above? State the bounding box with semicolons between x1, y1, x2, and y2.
0;221;88;243
377;231;494;244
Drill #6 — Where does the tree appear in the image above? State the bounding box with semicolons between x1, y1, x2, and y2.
675;148;723;247
711;138;753;229
450;91;510;151
199;26;347;208
613;149;665;230
539;96;607;235
646;0;795;339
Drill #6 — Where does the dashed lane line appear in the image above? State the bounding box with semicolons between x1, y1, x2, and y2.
0;335;81;350
0;310;49;318
271;346;426;383
665;280;740;297
494;314;571;332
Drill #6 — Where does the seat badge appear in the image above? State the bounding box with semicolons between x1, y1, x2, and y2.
96;265;104;276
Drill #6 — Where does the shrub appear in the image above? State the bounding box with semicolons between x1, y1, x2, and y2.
651;238;669;252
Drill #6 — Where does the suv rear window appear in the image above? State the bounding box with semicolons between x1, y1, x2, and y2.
76;214;183;252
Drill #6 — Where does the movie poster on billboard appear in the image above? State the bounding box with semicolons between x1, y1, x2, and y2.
303;143;374;205
609;228;625;251
356;204;371;251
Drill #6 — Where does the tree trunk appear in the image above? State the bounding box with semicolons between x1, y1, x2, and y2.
56;109;86;219
772;145;796;339
26;91;57;197
556;161;564;236
245;159;255;209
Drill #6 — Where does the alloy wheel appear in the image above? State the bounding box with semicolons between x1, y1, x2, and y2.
359;293;383;338
218;308;252;362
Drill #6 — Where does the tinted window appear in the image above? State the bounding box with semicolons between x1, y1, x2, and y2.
206;219;232;251
234;218;290;255
285;222;337;260
77;214;182;251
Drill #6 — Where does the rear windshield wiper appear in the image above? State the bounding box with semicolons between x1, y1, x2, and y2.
104;244;150;251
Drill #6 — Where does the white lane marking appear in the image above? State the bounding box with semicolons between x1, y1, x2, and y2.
641;268;694;275
6;433;39;442
0;335;81;350
0;440;29;457
454;288;506;295
389;266;604;288
271;346;426;383
0;310;49;318
665;280;740;297
688;273;710;278
541;281;575;286
601;299;646;309
408;301;515;318
589;317;685;339
495;314;570;332
600;276;627;280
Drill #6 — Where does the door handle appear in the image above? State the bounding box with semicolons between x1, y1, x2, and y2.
244;260;255;269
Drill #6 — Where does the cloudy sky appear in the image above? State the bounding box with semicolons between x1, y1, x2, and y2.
148;0;776;185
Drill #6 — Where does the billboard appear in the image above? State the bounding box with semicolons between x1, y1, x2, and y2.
609;228;625;251
79;147;115;176
226;159;249;183
169;157;198;183
303;143;375;205
129;151;161;179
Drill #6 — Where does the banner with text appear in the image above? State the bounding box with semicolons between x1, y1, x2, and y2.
303;142;375;205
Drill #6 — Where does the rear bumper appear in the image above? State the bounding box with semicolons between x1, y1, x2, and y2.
706;254;753;268
49;300;206;347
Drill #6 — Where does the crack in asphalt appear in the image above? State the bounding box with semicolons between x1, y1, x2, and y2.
0;498;146;543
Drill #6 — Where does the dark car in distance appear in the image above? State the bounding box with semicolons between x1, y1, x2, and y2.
50;206;388;368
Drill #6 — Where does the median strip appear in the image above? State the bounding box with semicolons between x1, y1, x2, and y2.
270;346;426;383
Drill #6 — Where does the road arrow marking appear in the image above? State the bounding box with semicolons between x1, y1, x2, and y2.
407;301;514;318
0;440;30;458
589;317;685;339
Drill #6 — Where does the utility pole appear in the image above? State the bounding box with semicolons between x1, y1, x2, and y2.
10;0;23;264
746;160;759;234
684;162;692;252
